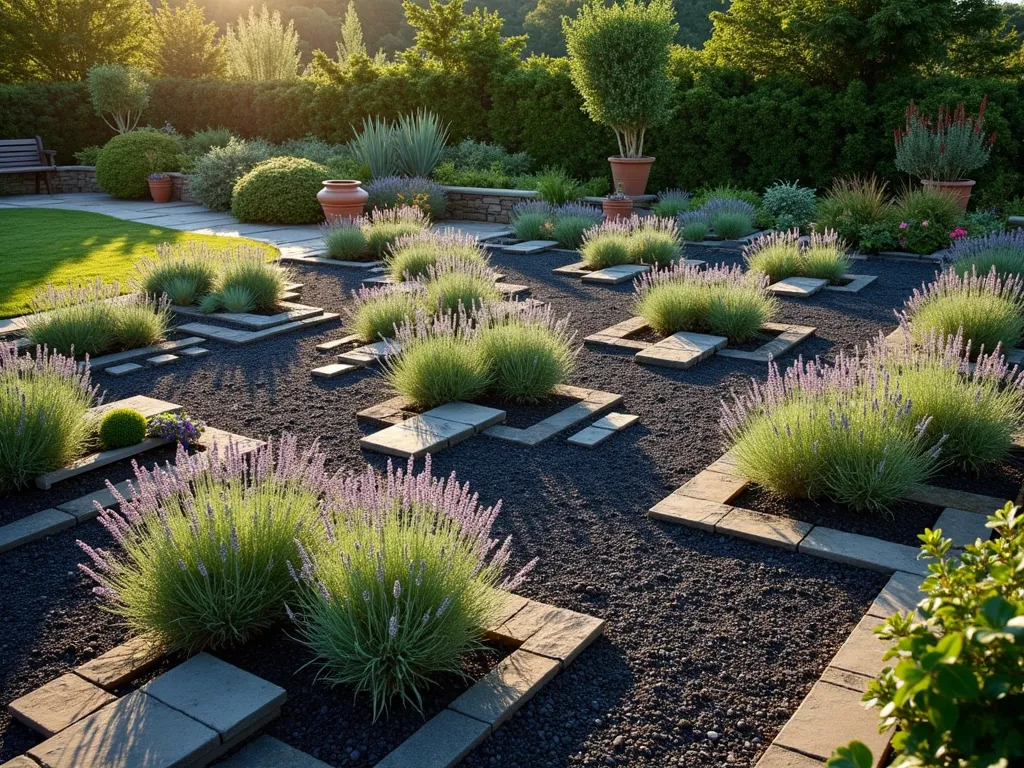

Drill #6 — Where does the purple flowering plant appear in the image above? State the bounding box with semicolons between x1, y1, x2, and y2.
743;229;851;284
947;228;1024;280
386;228;488;282
286;454;536;719
147;410;206;448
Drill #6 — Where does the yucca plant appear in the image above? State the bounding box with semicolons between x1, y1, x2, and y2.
392;109;449;178
350;115;396;179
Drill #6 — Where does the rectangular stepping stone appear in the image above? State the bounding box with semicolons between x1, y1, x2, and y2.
714;508;813;551
374;709;489;768
755;745;828;767
820;667;875;695
867;571;924;619
338;340;396;366
311;363;358;379
177;312;340;345
142;653;286;743
829;614;891;679
901;483;1007;515
146;353;179;367
172;302;324;330
648;494;732;532
90;395;182;420
567;425;617;447
178;346;209;358
424;402;506;432
216;735;332;768
360;415;475;458
28;690;220;768
934;507;991;548
580;264;650;284
106;362;143;377
449;650;560;728
487;592;531;634
798;526;929;576
8;673;116;736
675;470;749;504
36;437;166;490
519;608;606;665
1;757;45;768
85;336;205;371
57;480;133;522
75;635;166;691
772;680;892;761
0;509;75;554
767;276;829;297
635;331;727;370
502;239;559;254
316;334;361;351
590;412;639;431
496;282;530;297
199;427;266;458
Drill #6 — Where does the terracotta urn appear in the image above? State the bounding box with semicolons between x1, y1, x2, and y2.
148;175;173;204
602;197;633;222
318;180;369;223
608;156;655;197
921;179;975;212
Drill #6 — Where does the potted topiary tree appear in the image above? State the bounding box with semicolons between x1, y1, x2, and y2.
564;0;677;196
893;99;996;211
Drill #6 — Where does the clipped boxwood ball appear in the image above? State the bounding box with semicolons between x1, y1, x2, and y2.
231;157;329;225
95;129;181;200
99;408;149;450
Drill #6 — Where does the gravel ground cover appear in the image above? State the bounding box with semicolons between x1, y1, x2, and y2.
1;247;945;766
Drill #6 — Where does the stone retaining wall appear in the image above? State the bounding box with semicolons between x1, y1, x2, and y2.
441;186;538;224
0;166;102;195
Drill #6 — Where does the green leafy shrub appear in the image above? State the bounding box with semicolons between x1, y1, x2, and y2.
385;227;481;281
231;156;329;225
892;187;962;253
423;260;501;315
652;189;691;217
761;181;816;231
691;185;761;210
95;129;181;200
899;268;1024;354
74;146;102;166
345;286;422;342
441;139;533;175
322;221;367;261
25;281;170;358
288;456;534;718
743;230;851;284
815;175;893;250
510;202;553;241
87;64;150;135
634;262;776;342
98;408;148;450
0;344;96;494
949;230;1024;280
137;241;219;306
323;154;370;182
78;438;325;652
184;128;234;158
275;137;348;164
189;137;273;213
827;501;1024;768
722;349;941;513
532;167;584;204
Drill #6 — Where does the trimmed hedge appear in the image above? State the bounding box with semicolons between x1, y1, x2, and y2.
231;157;328;224
95;130;181;200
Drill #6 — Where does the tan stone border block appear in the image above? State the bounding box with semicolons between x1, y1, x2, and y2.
74;635;167;691
822;274;878;293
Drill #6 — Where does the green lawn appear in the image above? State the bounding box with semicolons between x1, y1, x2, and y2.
0;208;280;318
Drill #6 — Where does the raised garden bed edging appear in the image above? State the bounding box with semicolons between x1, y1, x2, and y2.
442;186;539;224
0;167;196;202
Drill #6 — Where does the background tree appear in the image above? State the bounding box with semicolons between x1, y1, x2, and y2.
224;5;302;80
149;0;227;78
524;0;582;56
0;0;152;81
87;64;151;133
336;2;387;67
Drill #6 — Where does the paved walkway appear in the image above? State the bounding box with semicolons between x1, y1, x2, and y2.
0;193;512;257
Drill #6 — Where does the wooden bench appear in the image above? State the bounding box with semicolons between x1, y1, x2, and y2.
0;136;57;194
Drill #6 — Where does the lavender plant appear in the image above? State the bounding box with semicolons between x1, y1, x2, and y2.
677;209;712;242
579;218;632;269
77;437;328;651
321;220;368;261
652;189;691;218
551;202;603;249
743;229;851;284
344;285;423;343
634;262;777;342
423;258;501;316
626;215;681;266
509;201;553;241
0;344;97;494
898;267;1024;354
386;228;487;281
364;176;446;219
948;229;1024;280
703;198;756;239
147;410;206;448
288;454;536;719
721;351;944;513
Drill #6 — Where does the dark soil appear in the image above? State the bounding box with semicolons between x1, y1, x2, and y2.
1;247;940;767
926;446;1024;502
476;393;583;429
727;330;776;353
733;486;940;546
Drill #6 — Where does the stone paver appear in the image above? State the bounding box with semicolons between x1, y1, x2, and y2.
28;690;220;768
635;331;727;369
337;340;396;366
86;337;205;372
502;239;559;254
487;593;531;634
215;735;332;768
105;362;143;377
177;346;209;358
8;673;116;736
589;412;639;431
773;680;892;761
90;395;182;420
567;425;617;447
311;363;358;379
449;650;560;728
715;508;813;551
755;745;825;767
519;608;606;665
494;600;563;644
867;571;924;619
0;509;75;553
146;354;179;367
360;415;474;458
768;276;829;297
75;635;166;691
798;526;929;576
901;483;1008;515
36;438;165;490
315;334;361;351
54;481;132;522
374;709;490;768
829;614;890;679
675;470;749;504
198;428;266;458
819;667;874;694
580;264;650;284
934;507;992;548
142;653;286;743
648;494;732;531
425;402;506;432
1;757;44;768
822;273;878;293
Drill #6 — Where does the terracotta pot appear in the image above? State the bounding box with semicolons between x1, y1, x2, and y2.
148;176;173;204
608;156;655;196
602;198;633;222
318;180;369;223
921;179;975;212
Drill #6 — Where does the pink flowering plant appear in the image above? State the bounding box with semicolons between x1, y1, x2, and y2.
894;99;995;182
287;454;536;719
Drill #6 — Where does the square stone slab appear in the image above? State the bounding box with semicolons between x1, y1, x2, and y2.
424;401;506;432
105;362;143;377
519;607;606;665
449;650;560;728
311;363;358;379
676;470;748;504
215;735;332;768
146;354;179;367
8;673;116;736
502;239;559;254
581;264;650;284
635;331;727;370
178;346;210;358
648;494;733;531
715;508;813;551
28;690;220;768
773;680;892;760
0;509;75;553
590;412;639;431
142;653;286;743
360;415;474;458
768;276;829;297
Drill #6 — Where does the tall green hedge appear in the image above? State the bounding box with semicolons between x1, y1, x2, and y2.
3;60;1023;203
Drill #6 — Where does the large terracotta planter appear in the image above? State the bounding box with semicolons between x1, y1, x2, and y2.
608;156;655;197
148;176;173;204
602;198;633;222
318;180;369;223
922;179;975;212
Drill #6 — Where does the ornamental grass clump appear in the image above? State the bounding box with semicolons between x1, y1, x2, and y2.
743;229;851;284
363;207;431;264
475;301;577;403
288;455;536;719
510;202;552;241
77;437;328;652
721;352;943;513
677;210;711;242
137;242;220;306
704;198;756;240
814;175;893;250
201;247;290;314
579;218;632;269
652;189;691;218
321;221;368;261
0;344;97;494
634;262;776;342
386;228;487;281
898;267;1024;354
949;229;1024;280
423;258;501;315
626;215;681;266
551;202;603;249
26;280;171;358
344;286;422;343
